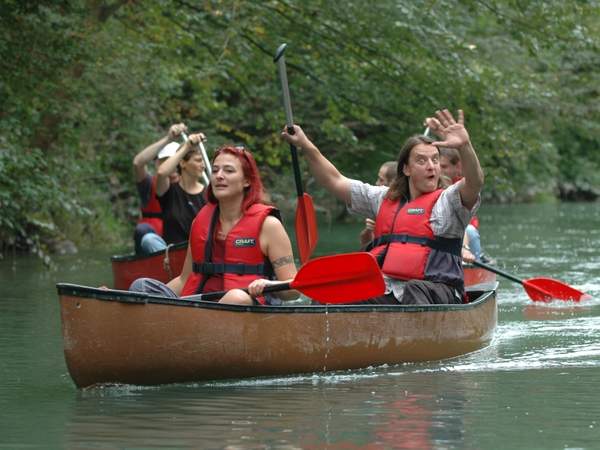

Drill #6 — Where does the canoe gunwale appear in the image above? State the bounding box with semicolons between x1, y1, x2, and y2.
56;282;498;314
110;241;188;263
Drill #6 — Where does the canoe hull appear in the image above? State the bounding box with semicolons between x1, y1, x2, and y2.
57;284;497;388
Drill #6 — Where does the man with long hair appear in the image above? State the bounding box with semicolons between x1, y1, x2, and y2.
282;109;483;305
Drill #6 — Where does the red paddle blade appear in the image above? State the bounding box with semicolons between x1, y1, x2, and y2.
291;252;385;304
524;277;591;302
295;193;318;264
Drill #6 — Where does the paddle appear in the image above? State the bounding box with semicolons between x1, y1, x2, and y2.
274;43;318;264
472;260;591;302
184;252;385;304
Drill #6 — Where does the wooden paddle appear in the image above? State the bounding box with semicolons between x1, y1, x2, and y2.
184;252;385;304
274;43;318;264
472;260;591;302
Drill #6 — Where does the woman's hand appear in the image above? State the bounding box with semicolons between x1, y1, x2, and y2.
247;278;279;297
187;132;206;147
168;123;187;140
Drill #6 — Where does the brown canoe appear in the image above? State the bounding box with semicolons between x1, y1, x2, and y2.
56;283;498;388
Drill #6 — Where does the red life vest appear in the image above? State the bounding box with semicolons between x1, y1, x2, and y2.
368;189;463;289
180;203;276;303
138;175;163;236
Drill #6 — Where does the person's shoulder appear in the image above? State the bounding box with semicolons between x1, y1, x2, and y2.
350;179;388;198
439;181;462;199
262;214;284;229
259;214;287;238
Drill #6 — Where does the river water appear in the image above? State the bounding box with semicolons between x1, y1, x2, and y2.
1;203;599;449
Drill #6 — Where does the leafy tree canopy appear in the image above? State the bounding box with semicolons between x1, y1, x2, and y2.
0;0;598;255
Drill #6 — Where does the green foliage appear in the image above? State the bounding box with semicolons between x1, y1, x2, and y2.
0;0;598;257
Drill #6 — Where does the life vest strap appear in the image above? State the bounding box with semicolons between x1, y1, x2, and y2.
366;233;462;257
192;262;271;276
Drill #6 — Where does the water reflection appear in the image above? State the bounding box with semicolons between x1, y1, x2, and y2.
64;372;472;449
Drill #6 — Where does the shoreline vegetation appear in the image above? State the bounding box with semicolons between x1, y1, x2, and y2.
1;1;598;259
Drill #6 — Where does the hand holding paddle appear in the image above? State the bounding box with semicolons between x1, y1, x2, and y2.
184;252;385;304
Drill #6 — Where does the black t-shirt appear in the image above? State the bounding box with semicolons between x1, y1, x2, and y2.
158;183;206;244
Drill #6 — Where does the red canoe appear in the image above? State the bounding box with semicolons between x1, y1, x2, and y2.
111;242;187;290
463;264;497;290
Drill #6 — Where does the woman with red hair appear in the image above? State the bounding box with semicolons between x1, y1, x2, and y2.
130;145;298;305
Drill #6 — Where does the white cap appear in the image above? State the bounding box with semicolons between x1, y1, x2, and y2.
157;142;180;160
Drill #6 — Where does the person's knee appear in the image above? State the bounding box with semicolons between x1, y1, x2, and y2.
466;224;480;240
219;289;254;305
129;277;153;292
128;277;177;297
140;233;167;254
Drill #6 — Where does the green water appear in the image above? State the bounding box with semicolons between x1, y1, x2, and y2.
1;202;599;449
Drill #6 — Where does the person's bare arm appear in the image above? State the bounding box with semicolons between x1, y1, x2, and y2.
248;216;298;300
167;244;193;296
133;123;186;183
281;125;352;204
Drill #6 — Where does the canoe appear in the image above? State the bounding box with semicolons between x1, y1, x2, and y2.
463;264;497;290
111;241;187;290
56;283;498;388
111;243;496;291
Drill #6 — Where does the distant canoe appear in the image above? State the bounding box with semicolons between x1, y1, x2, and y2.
56;283;498;388
111;242;187;290
112;244;497;291
464;264;497;290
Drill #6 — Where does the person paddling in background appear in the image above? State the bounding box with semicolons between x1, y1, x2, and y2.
155;132;207;247
282;109;484;305
439;147;488;263
359;161;397;249
130;145;298;305
132;123;185;254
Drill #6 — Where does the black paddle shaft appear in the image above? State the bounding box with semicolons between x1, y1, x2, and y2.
288;132;304;197
185;281;292;302
473;260;524;285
